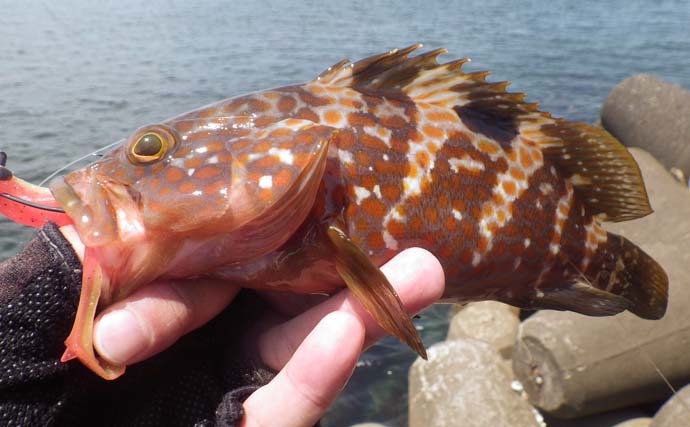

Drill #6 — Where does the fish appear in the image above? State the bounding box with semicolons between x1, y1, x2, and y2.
0;45;668;380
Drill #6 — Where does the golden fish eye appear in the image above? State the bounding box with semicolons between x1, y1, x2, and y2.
134;133;163;157
126;125;178;165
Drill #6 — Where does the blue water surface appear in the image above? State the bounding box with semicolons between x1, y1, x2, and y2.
1;1;689;425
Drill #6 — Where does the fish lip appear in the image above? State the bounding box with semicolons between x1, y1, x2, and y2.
49;173;137;247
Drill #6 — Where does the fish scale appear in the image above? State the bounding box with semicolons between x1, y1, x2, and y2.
0;45;668;379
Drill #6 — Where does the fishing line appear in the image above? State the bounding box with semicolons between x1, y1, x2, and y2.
0;193;65;213
39;140;122;186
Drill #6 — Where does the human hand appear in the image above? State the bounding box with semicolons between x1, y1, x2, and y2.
60;225;445;427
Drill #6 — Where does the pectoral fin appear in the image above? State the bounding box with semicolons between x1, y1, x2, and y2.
326;225;427;359
61;248;125;379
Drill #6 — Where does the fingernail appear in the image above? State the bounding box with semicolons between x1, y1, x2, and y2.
94;309;149;365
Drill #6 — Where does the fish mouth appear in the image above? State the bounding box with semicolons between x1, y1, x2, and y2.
50;173;142;247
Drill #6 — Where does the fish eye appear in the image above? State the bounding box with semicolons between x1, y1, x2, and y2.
126;125;178;165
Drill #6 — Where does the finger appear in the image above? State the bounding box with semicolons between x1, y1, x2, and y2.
93;279;240;366
258;247;444;371
242;311;364;427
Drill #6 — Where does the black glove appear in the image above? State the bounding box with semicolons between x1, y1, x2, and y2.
0;222;275;427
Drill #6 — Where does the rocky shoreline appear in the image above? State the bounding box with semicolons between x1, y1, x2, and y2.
357;75;690;427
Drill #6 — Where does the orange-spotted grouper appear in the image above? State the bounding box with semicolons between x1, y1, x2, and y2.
0;45;668;379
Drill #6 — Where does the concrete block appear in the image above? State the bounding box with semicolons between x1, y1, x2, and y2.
601;74;690;179
651;383;690;427
409;339;541;427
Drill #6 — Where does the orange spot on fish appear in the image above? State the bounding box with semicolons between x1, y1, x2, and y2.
367;232;385;250
531;149;543;163
347;112;377;127
408;215;423;233
298;90;331;107
502;180;517;197
361;134;387;151
439;243;454;259
496;210;506;222
381;184;401;201
361;198;386;218
184;158;203;169
165;168;185;182
361;175;376;189
254;116;277;127
259;188;273;202
340;98;362;109
324;110;342;126
178;181;197;194
203;180;225;195
249;99;271;112
277;96;296;112
355;151;370;165
509;167;525;181
477;236;489;252
193;166;222;180
380;115;407;129
426;142;439;155
252;155;279;170
338;130;356;149
297;108;319;122
274;169;293;189
231;138;253;151
197;107;218;118
269;128;294;139
387;219;406;238
422;124;443;139
519;147;533;169
426;110;457;123
254;141;272;153
424;206;438;223
294;132;315;145
443;215;456;231
415;151;430;169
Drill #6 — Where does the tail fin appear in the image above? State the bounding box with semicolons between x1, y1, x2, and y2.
610;234;668;319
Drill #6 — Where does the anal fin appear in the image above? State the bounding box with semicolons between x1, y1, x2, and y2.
534;281;632;317
326;225;427;359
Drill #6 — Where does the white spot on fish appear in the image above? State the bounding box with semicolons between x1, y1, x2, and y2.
259;175;273;189
192;190;203;196
354;185;371;204
382;154;389;161
448;156;485;173
452;209;463;221
187;168;196;177
195;146;208;154
338;149;354;164
207;155;219;165
372;185;382;198
549;243;560;255
539;183;554;195
383;230;398;250
524;238;531;248
472;252;481;267
268;147;294;165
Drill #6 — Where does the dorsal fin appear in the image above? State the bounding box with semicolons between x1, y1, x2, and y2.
313;46;652;222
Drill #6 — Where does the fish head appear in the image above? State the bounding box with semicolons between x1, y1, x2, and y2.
50;122;239;247
49;106;334;279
